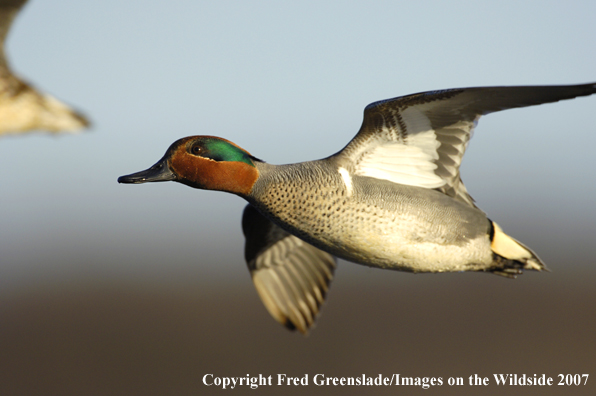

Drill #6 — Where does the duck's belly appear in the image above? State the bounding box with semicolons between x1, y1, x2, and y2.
250;171;493;273
323;209;493;273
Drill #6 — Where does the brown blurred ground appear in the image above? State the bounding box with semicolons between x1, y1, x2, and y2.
1;263;594;396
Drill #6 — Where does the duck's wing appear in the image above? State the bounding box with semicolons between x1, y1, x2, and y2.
334;83;596;207
242;204;336;334
0;0;89;136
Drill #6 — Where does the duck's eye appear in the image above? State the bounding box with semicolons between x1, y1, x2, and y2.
191;145;203;155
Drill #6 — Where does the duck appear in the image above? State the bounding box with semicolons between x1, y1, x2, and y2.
0;0;89;136
119;83;596;334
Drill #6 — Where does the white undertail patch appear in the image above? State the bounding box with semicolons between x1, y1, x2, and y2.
491;222;542;270
338;167;353;197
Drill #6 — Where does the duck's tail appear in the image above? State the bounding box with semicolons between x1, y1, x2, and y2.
487;221;547;278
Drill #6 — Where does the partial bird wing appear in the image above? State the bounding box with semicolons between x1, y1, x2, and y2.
0;0;26;76
334;83;596;207
0;0;89;136
242;204;336;334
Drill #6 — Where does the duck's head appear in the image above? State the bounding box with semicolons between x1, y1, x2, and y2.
118;136;260;196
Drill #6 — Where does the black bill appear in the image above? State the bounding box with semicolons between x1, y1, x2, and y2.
118;158;176;184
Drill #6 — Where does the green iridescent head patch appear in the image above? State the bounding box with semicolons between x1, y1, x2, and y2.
188;137;255;166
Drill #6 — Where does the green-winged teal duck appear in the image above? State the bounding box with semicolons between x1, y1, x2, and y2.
119;83;596;333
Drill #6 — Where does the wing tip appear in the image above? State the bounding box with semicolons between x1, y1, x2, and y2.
252;271;315;335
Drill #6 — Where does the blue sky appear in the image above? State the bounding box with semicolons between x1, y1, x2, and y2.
1;0;595;292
